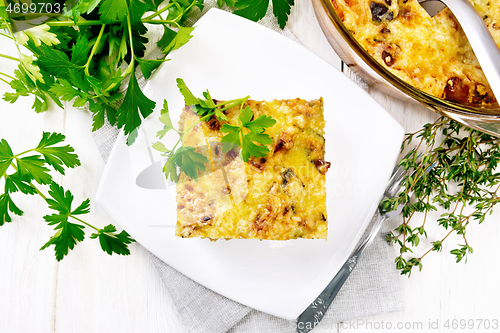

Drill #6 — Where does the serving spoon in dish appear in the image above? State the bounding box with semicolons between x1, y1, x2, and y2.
418;0;500;101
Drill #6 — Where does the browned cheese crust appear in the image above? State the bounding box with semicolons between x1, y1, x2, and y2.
332;0;500;105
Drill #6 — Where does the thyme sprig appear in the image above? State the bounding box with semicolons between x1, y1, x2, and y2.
382;117;500;276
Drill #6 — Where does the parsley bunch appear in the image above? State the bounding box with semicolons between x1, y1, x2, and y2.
0;0;296;145
153;78;276;181
0;0;203;144
382;117;500;276
0;132;135;261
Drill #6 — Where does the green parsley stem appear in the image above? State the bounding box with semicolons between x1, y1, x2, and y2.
32;185;48;201
43;20;103;27
0;71;15;80
14;148;35;157
0;20;103;29
180;119;202;144
84;24;106;76
216;97;250;113
175;98;250;147
69;214;100;231
8;160;101;232
148;1;191;25
172;118;199;151
141;19;178;25
143;3;175;20
0;32;12;39
104;63;133;92
4;19;26;69
0;53;19;62
127;14;135;67
169;113;211;154
0;77;8;84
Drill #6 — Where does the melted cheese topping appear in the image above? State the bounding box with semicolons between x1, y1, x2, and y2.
332;0;499;104
175;99;328;240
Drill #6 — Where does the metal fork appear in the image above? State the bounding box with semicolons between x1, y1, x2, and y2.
296;155;424;333
418;0;500;101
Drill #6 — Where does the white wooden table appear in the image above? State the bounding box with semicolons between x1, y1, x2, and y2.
1;1;500;332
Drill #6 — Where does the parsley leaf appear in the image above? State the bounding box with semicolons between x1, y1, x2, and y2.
19;53;44;84
117;70;156;144
18;24;60;47
16;155;52;185
40;182;89;261
231;0;294;29
220;106;276;161
157;26;177;51
129;0;149;34
40;221;85;261
73;0;102;15
176;78;200;106
160;146;208;182
35;132;81;174
99;0;129;23
162;154;179;183
161;26;194;54
245;115;276;133
241;132;273;160
175;79;228;120
44;182;76;214
36;46;83;76
233;0;269;24
70;35;91;66
136;58;169;80
0;139;14;177
0;5;8;20
0;193;24;226
144;0;164;11
4;172;37;195
49;79;82;102
90;103;107;131
156;101;174;139
176;146;209;181
3;68;62;112
3;74;30;104
90;224;135;256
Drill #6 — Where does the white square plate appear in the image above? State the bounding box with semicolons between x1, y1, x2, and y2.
96;9;404;320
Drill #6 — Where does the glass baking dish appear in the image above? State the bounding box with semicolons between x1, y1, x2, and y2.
312;0;500;136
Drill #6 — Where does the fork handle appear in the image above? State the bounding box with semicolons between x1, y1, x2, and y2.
296;256;358;333
444;0;500;100
296;213;387;333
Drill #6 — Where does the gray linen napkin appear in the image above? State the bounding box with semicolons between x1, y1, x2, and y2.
92;3;404;332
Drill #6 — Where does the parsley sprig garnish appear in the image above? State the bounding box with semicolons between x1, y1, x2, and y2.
0;132;135;261
221;104;276;161
382;117;500;276
153;78;276;182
